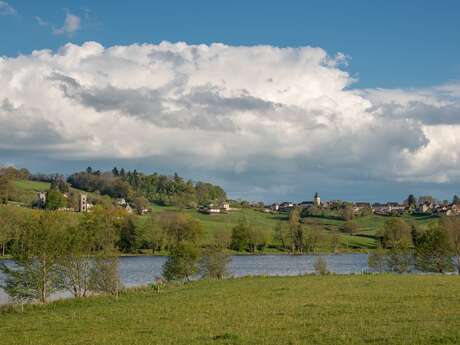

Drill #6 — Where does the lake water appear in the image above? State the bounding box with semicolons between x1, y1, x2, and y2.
0;254;370;304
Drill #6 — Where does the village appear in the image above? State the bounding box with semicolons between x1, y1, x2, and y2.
198;192;460;217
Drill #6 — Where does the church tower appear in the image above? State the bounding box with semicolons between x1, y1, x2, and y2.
313;192;321;207
79;194;88;212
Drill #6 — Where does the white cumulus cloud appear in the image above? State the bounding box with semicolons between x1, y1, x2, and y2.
0;41;459;200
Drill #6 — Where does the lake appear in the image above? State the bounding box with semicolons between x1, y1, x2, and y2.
0;254;370;304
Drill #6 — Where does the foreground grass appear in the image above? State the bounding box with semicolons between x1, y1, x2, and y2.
1;275;460;345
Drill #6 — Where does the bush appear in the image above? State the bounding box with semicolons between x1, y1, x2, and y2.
314;256;329;275
340;221;358;234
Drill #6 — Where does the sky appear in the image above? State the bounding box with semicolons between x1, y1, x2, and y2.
0;0;459;202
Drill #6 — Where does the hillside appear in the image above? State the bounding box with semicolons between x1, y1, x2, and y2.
7;179;440;251
1;275;460;345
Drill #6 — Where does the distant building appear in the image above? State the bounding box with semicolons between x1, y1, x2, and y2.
313;192;321;207
298;201;314;208
279;202;294;212
37;192;47;208
221;202;230;211
78;194;88;212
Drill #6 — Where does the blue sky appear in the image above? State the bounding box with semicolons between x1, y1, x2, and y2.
1;0;459;88
0;1;459;202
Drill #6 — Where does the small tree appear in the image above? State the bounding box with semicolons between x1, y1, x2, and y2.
141;214;166;254
57;220;96;298
415;224;453;273
381;218;414;273
200;245;231;279
0;211;68;303
314;256;329;275
274;222;291;251
117;216;138;253
340;220;358;234
132;196;149;215
163;243;201;281
0;175;9;204
305;226;324;253
340;204;354;221
289;207;303;253
368;245;386;273
90;254;122;298
441;216;460;273
330;230;340;252
230;218;250;252
45;189;66;210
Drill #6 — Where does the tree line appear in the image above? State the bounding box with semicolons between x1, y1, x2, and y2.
368;217;460;274
0;206;231;305
67;167;226;207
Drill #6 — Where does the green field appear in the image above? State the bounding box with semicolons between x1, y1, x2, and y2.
12;180;51;192
1;275;460;345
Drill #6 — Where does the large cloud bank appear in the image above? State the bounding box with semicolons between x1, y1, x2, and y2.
0;41;459;199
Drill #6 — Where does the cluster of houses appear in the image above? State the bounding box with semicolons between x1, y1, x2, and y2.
266;193;460;217
36;192;147;215
198;201;231;214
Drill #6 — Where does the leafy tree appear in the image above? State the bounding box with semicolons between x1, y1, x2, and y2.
230;218;250;252
117;216;138;253
76;207;122;297
274;222;291;250
0;206;22;256
0;211;69;303
330;230;340;252
340;220;358;234
160;212;203;248
45;189;66;210
57;222;95;298
381;218;412;248
340;204;354;221
0;174;9;204
381;218;413;273
141;214;166;254
90;255;122;298
247;228;271;253
304;226;324;253
415;224;453;273
132;196;149;215
441;217;460;273
289;207;304;253
199;242;231;279
163;243;201;281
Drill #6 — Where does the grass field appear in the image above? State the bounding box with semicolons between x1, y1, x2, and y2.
1;275;460;345
12;180;51;192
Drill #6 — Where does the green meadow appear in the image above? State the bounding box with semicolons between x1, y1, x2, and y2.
1;275;460;345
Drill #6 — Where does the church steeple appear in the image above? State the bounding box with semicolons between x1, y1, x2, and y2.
314;192;321;207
